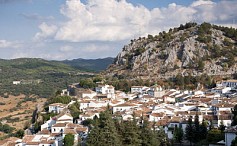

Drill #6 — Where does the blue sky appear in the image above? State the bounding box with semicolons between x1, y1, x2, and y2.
0;0;236;60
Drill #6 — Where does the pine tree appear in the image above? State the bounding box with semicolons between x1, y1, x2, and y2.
122;120;141;146
193;114;200;143
232;105;237;126
98;110;122;146
86;125;101;146
86;110;122;146
174;126;184;144
200;119;208;140
155;129;169;146
185;116;194;145
140;119;159;146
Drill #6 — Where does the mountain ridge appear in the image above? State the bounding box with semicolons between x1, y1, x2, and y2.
105;22;237;80
61;57;114;72
0;57;113;97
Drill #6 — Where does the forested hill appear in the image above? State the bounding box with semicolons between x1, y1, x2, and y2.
0;58;108;97
61;57;114;72
106;22;237;80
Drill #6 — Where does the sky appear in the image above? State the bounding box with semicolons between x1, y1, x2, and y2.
0;0;236;60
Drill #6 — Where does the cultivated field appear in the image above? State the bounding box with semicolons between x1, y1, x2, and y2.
0;95;47;130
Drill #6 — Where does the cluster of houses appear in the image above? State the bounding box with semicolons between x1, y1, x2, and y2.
2;79;237;146
1;113;88;146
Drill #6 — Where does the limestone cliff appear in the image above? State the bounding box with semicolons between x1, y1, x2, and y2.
106;22;237;79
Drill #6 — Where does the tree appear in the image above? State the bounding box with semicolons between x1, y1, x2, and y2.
174;126;184;145
200;119;208;140
86;125;101;146
14;129;24;138
219;120;226;132
207;129;224;144
122;120;141;145
86;110;168;146
86;110;122;146
176;74;184;89
193;114;201;143
64;134;74;146
231;136;237;146
233;72;237;79
155;129;170;146
185;116;194;145
232;105;237;126
198;60;205;71
140;119;160;146
69;101;81;121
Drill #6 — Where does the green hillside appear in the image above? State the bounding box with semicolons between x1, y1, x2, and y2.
61;57;114;72
0;58;94;97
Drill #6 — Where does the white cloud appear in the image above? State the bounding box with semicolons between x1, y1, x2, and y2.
34;22;58;41
21;13;54;21
59;45;73;52
0;39;21;48
53;0;237;43
191;0;214;7
55;0;150;42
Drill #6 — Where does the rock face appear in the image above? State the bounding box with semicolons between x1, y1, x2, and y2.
106;23;237;79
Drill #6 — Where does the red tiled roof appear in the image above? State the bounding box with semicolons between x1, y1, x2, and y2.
52;123;67;127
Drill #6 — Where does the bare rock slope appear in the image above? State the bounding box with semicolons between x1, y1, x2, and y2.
106;23;237;79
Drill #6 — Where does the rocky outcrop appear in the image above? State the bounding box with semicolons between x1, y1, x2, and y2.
106;23;237;79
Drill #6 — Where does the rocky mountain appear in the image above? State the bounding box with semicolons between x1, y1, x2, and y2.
106;22;237;80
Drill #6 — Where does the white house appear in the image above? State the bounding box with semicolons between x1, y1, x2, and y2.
166;117;181;139
61;89;70;96
79;100;109;110
148;85;165;98
79;112;100;121
213;103;234;115
96;84;115;98
82;89;97;99
89;101;109;108
149;113;164;122
131;86;144;94
79;101;90;110
131;86;150;94
112;102;138;113
56;114;73;124
49;103;67;114
21;134;59;146
194;90;205;96
225;126;237;146
52;123;67;134
41;117;56;131
96;84;115;94
218;114;232;127
222;80;237;89
211;86;232;94
163;96;176;103
13;81;21;85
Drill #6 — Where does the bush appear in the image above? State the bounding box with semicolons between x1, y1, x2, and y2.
207;129;224;144
0;123;15;134
0;102;5;105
